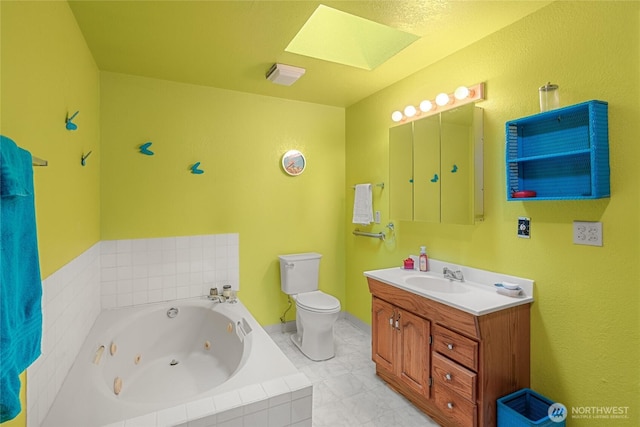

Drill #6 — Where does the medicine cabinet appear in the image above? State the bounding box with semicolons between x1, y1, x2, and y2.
389;104;483;224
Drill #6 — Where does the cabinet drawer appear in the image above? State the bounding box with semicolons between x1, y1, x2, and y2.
432;352;477;402
433;324;479;371
434;383;477;427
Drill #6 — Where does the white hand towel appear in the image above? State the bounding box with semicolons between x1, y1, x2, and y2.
352;183;373;225
496;287;525;298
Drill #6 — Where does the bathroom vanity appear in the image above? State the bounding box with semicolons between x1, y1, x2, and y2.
365;263;533;427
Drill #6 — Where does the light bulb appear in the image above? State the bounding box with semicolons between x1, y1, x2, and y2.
454;86;470;100
391;111;404;122
435;93;451;106
419;100;434;112
404;105;417;118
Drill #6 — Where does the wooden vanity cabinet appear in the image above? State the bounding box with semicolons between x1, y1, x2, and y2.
368;278;531;427
372;297;431;398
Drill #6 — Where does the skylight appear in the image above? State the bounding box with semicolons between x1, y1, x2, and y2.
285;5;420;71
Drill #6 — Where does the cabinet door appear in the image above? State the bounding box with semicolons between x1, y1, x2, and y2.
441;105;474;225
389;123;414;221
371;298;396;374
413;115;441;223
398;309;431;398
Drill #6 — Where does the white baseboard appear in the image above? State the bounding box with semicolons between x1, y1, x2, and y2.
342;311;371;335
262;311;371;336
263;320;296;334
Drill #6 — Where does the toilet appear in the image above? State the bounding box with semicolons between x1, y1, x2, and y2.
279;252;341;361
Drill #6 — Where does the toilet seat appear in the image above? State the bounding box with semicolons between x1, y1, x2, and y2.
295;291;340;313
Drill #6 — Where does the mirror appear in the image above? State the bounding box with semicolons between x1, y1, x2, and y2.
389;104;483;224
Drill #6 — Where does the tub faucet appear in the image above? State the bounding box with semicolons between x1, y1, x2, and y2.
443;267;464;282
207;294;226;303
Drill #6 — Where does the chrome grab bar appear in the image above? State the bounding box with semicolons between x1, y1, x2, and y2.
352;230;385;240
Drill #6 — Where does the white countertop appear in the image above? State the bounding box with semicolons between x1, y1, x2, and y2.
364;258;534;316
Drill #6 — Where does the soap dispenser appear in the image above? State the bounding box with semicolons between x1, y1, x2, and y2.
419;246;429;272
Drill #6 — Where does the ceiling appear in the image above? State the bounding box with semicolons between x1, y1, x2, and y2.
68;1;552;108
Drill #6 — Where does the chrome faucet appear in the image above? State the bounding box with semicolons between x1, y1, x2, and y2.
208;294;226;303
207;288;226;303
443;267;464;282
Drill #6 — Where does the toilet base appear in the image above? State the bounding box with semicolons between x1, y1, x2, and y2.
291;331;335;362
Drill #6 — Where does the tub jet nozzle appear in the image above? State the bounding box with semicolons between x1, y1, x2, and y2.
93;345;105;365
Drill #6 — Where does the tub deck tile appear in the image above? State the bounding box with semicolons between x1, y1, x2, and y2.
157;404;188;426
186;396;216;419
123;412;156;427
212;390;242;414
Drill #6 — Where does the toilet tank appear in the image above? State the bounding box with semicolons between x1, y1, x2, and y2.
278;253;322;295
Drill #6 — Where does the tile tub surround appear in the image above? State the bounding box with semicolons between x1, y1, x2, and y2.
104;373;313;427
100;234;239;309
27;233;240;426
27;243;102;427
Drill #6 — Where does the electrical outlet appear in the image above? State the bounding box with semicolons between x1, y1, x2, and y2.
573;221;603;246
374;210;381;224
518;217;530;238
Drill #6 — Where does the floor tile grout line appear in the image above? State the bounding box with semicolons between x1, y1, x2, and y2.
268;318;439;427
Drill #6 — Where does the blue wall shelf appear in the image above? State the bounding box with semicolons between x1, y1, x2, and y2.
506;100;610;201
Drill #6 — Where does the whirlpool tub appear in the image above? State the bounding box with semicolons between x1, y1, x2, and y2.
43;298;308;426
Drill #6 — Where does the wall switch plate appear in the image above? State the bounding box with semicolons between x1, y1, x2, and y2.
374;210;381;224
573;221;603;246
518;217;530;238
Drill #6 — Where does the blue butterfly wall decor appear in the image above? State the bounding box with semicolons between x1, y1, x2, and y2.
191;162;204;174
66;111;79;130
139;142;154;156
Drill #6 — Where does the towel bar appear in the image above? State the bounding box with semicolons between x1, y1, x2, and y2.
32;155;48;166
353;229;385;240
352;182;384;189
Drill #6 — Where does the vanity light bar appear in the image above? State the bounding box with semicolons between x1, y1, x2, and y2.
391;82;485;123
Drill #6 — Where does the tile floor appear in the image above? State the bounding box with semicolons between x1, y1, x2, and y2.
268;318;439;427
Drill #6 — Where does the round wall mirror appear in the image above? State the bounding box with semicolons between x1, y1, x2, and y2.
282;150;306;176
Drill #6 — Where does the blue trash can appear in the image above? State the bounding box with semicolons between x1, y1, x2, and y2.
497;388;566;427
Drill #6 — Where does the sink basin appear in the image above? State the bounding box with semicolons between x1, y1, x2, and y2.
405;275;469;294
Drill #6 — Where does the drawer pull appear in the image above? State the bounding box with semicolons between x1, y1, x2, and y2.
447;402;454;409
445;373;452;381
447;343;454;350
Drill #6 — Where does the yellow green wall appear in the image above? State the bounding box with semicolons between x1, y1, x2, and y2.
2;0;639;425
100;72;346;326
345;2;639;425
0;1;100;425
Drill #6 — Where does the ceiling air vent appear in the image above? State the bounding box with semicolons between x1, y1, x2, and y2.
266;63;306;86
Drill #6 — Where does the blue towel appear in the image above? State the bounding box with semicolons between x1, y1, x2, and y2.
0;135;43;422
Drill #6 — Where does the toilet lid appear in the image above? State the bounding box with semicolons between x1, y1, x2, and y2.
296;291;340;312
